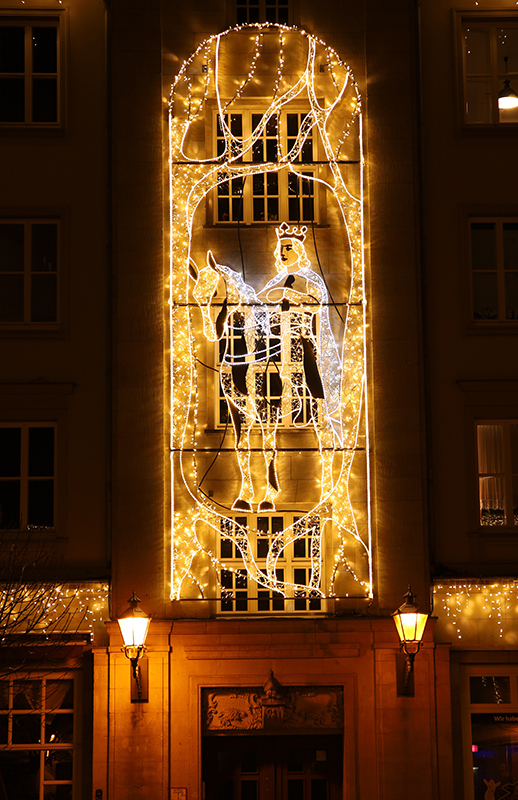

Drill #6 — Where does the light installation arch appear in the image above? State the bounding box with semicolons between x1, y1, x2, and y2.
169;24;371;609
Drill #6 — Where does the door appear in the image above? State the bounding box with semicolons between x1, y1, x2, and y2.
203;735;343;800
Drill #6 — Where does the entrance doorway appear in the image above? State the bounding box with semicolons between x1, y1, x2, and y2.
202;735;343;800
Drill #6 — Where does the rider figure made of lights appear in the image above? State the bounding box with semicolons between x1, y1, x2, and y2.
193;221;342;512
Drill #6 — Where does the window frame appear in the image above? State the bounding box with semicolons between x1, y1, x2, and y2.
210;107;321;226
0;217;61;331
460;664;518;800
468;216;518;324
456;11;518;132
0;11;65;134
216;513;326;614
0;422;57;533
476;420;518;530
0;671;80;800
235;0;291;26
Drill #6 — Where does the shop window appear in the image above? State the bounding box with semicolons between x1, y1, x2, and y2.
0;423;55;530
0;220;59;326
463;667;518;800
477;422;518;527
214;111;318;225
470;219;518;321
236;0;289;25
218;514;322;613
0;675;76;799
459;15;518;126
0;17;61;126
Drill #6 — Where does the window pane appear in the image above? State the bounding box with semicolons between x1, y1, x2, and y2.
505;273;518;320
287;779;305;800
47;680;74;710
12;715;41;744
470;676;511;703
45;712;74;744
32;77;57;122
464;27;490;74
31;274;57;322
27;479;54;527
0;77;25;122
471;223;497;270
0;427;21;476
29;427;54;476
497;27;518;73
477;424;505;474
499;101;518;125
472;273;498;320
31;27;57;74
466;77;492;124
44;750;73;781
0;716;8;744
31;224;57;272
13;681;42;710
0;480;20;528
0;750;41;800
472;714;518;800
0;26;25;72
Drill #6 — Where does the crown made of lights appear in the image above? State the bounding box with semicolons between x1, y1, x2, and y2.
276;221;307;242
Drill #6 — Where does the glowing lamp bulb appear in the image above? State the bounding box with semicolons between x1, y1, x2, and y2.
118;591;150;650
392;586;428;655
498;80;518;109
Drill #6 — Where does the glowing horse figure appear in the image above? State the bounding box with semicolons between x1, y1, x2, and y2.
193;222;342;512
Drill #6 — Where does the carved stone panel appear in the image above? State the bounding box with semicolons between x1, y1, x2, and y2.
202;673;343;735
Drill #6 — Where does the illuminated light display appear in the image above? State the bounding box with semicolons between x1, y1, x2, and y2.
434;581;518;645
169;24;371;607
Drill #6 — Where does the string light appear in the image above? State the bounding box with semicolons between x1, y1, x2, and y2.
434;581;518;645
169;24;370;606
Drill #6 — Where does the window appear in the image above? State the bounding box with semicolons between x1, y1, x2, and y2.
0;220;59;325
0;675;76;800
459;15;518;126
470;219;518;321
477;422;518;527
0;17;61;126
236;0;289;25
0;424;55;531
461;666;518;800
219;514;323;613
214;111;318;224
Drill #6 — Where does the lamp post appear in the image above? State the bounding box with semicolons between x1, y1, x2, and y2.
117;591;151;702
392;586;429;695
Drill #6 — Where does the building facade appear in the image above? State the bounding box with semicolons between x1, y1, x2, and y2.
0;0;517;798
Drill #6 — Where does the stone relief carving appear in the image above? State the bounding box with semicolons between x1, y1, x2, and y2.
202;671;343;734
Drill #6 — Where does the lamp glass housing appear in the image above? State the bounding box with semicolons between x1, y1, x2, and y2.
393;609;428;647
118;615;150;649
498;81;518;109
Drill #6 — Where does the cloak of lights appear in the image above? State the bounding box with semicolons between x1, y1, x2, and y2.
169;24;371;606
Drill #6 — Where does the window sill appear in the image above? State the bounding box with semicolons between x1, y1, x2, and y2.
466;321;518;335
0;123;65;137
0;324;65;339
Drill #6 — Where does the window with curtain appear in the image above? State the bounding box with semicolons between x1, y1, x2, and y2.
477;422;518;526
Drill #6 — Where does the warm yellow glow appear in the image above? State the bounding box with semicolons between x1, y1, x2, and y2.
118;616;150;649
169;24;371;605
393;610;428;645
499;95;518;109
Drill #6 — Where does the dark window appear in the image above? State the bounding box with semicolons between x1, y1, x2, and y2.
0;424;55;530
470;219;518;321
0;19;59;125
0;220;58;324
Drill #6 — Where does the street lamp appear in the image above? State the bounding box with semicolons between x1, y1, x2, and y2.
392;586;429;695
117;591;151;702
498;57;518;110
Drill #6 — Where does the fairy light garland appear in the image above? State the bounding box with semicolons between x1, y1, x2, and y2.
169;24;371;606
0;583;109;640
434;581;518;645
